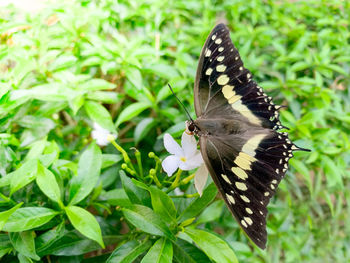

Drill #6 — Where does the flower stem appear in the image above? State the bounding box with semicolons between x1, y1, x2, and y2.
149;168;162;188
133;148;143;178
108;135;136;173
180;173;195;185
170;193;200;198
167;169;182;193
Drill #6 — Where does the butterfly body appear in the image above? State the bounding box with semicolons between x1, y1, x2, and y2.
191;23;310;249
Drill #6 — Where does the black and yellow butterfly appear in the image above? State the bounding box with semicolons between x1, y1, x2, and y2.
187;24;310;249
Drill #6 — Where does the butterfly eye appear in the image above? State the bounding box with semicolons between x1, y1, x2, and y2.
185;121;196;135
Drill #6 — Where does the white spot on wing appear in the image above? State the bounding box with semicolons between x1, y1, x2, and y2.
205;68;213;76
205;49;211;57
241;195;250;203
241;219;248;228
211;34;216;40
217;56;225;62
244;217;253;225
216;64;226;72
218;47;224;52
215;38;222;44
246;207;253;214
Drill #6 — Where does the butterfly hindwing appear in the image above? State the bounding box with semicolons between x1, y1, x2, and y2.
199;129;298;249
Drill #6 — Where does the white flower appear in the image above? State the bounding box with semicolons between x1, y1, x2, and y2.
162;131;209;196
91;122;116;146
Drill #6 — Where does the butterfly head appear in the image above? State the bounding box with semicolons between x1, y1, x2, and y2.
185;120;197;135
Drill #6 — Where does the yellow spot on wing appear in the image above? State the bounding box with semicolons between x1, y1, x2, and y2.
235;182;247;191
246;208;253;214
241;134;267;157
226;193;235;204
222;85;235;99
231;100;261;125
217;75;229;85
231;167;248;180
205;68;213;75
244;217;253;225
234;152;255;170
241;195;250;203
216;64;226;72
221;174;232;184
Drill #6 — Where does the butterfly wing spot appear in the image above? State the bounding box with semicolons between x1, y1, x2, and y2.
239;66;243;70
235;182;248;191
275;168;279;174
235;56;239;60
228;95;242;104
222;85;235;98
270;184;275;190
259;210;264;215
272;179;277;184
241;220;248;228
226;193;235;204
216;64;227;72
231;166;248;180
246;207;253;214
205;49;212;57
241;134;267;157
205;68;213;76
215;38;222;44
241;195;250;203
221;174;232;184
217;75;230;85
264;192;270;197
247;73;251;79
234;152;255;170
217;56;225;62
244;217;253;225
218;46;224;52
211;34;217;40
231;100;262;125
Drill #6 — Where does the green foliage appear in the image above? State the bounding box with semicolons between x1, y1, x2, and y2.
0;0;349;262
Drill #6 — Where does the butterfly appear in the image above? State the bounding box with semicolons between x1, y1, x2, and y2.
186;23;310;249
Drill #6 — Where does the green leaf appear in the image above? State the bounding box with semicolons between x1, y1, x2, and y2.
173;239;213;263
134;117;157;144
69;142;102;205
122;205;175;241
85;100;116;133
0;203;23;231
3;207;59;232
120;171;150;206
183;228;238;263
322;155;343;190
148;186;177;223
115;102;151;127
79;78;115;91
125;67;143;90
178;183;217;222
36;163;61;204
65;206;105;248
145;64;179;79
101;154;122;169
102;188;132;207
141;238;173;263
10;159;38;195
106;240;152;263
9;232;40;260
196;200;224;225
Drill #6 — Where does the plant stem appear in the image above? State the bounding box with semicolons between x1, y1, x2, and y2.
108;135;136;173
167;169;182;193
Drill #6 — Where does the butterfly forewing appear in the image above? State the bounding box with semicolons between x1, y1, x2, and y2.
193;23;308;249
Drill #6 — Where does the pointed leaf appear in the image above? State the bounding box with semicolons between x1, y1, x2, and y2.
85;100;116;133
141;238;173;263
115;102;151;127
36;163;61;203
0;203;23;231
69;142;102;205
65;206;104;248
106;240;152;263
183;228;238;263
9;231;40;260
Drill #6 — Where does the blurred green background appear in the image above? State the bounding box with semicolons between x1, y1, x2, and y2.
0;0;349;262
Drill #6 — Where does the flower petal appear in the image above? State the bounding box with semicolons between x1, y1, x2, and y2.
195;164;209;196
185;152;204;170
164;133;183;156
181;132;197;158
162;155;180;177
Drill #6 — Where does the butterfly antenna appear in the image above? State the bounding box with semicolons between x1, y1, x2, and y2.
168;84;194;121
